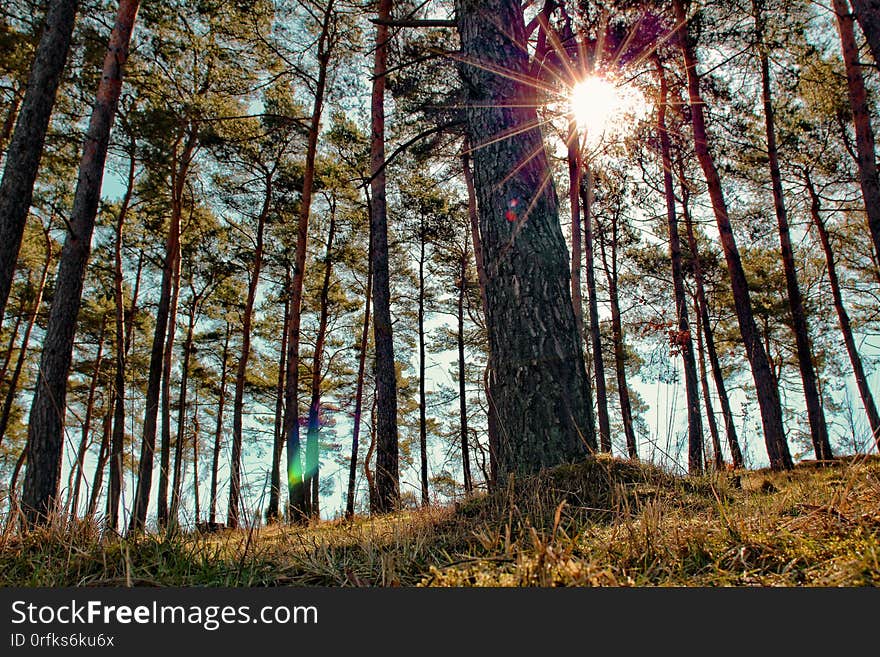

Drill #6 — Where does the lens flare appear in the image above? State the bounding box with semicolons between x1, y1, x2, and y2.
569;75;649;146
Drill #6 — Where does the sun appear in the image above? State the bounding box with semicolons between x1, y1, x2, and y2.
568;75;648;145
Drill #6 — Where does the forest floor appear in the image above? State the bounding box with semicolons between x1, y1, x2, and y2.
2;454;879;587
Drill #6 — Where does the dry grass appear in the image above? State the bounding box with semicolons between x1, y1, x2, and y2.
1;454;878;587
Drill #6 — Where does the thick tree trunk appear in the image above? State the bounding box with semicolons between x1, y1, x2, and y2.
267;264;291;522
131;129;196;532
805;171;880;451
418;220;429;506
285;0;335;523
672;0;791;470
693;299;724;468
833;0;880;277
458;243;472;494
462;146;499;486
229;177;271;529
455;0;596;478
0;0;78;319
21;1;141;524
68;319;107;520
597;216;639;460
678;161;744;469
346;235;372;519
851;0;880;65
0;240;50;445
754;0;833;461
370;0;400;512
304;206;337;519
209;323;230;526
656;57;704;473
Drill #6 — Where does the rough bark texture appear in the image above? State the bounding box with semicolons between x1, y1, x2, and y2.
754;0;832;461
455;0;596;478
656;57;704;473
370;0;400;511
22;0;141;524
834;0;880;271
673;0;791;470
805;171;880;451
0;0;78;320
851;0;880;78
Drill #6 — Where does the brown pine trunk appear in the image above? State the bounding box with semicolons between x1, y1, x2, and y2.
458;242;472;494
851;0;880;65
285;0;335;523
346;232;372;519
455;0;596;477
0;0;78;319
267;264;291;522
462;146;499;486
693;298;724;468
68;318;107;520
672;0;791;470
597;212;639;460
229;176;272;529
0;238;50;445
754;0;833;461
157;248;182;528
131;128;196;532
170;298;197;529
580;171;612;453
21;0;141;524
656;56;704;473
370;0;400;512
833;0;880;278
417;217;429;506
805;170;880;450
304;205;337;519
678;161;744;469
209;323;230;526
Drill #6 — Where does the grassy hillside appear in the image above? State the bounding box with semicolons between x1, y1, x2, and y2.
2;454;879;587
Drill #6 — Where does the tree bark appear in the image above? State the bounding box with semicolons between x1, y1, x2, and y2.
170;296;198;529
672;0;791;470
0;0;78;320
805;170;880;451
267;264;291;522
693;297;724;468
754;0;833;461
285;0;335;522
370;0;400;512
833;0;880;277
457;241;472;494
678;160;744;469
455;0;596;478
229;176;272;528
88;404;113;518
209;323;230;527
22;0;142;524
418;215;429;506
851;0;880;75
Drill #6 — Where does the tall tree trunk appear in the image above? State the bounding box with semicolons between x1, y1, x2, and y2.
21;0;141;524
656;56;704;473
157;248;181;528
68;318;107;520
597;213;639;460
130;129;195;532
833;0;880;279
462;145;499;485
0;0;78;319
0;238;50;445
88;403;113;518
693;297;724;468
346;235;372;519
0;296;26;384
209;323;231;527
580;171;612;453
754;0;833;461
170;300;197;529
678;160;744;469
191;393;200;523
458;242;473;494
370;0;400;512
0;94;22;153
285;0;335;523
417;217;429;506
672;0;791;470
229;177;272;529
267;264;291;522
365;392;378;512
108;144;136;532
304;205;337;519
567;120;598;451
455;0;596;478
851;0;880;65
805;170;880;450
